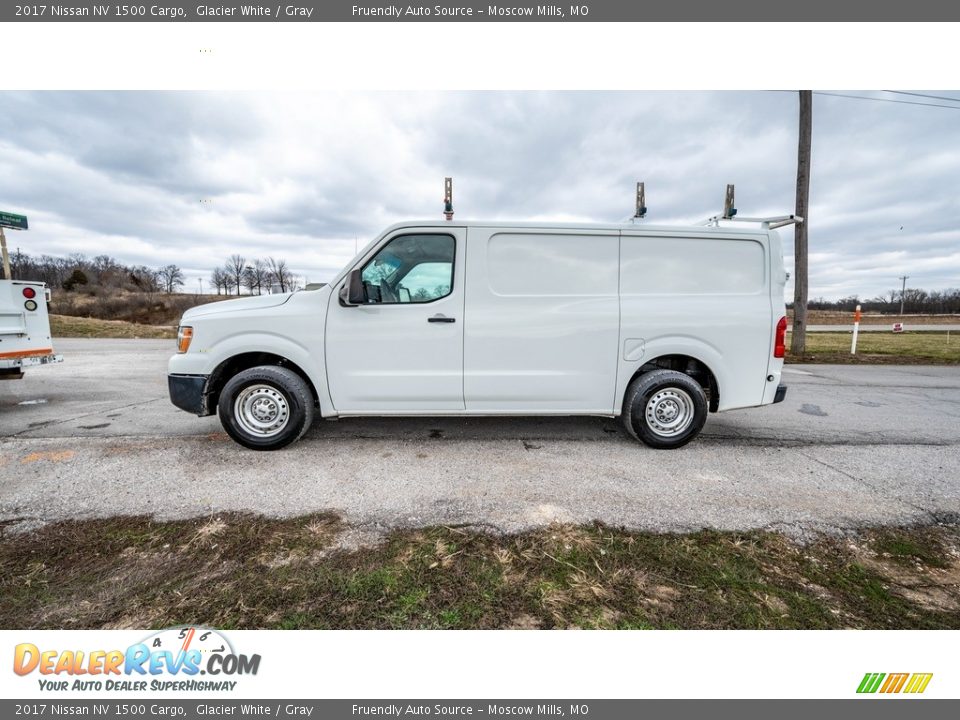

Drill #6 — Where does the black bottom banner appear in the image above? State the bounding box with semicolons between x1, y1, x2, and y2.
3;700;957;720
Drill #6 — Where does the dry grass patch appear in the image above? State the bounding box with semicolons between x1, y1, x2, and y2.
786;331;960;365
50;314;176;339
3;516;960;629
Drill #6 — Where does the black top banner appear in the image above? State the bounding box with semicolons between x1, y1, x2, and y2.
4;0;956;22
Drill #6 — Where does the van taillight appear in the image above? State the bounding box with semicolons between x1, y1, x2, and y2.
774;316;787;358
22;287;37;299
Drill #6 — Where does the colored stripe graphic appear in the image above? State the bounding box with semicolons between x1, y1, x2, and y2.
904;674;933;694
857;673;885;693
857;672;932;694
880;673;909;693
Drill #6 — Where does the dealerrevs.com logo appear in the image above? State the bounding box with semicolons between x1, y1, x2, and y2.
13;627;261;692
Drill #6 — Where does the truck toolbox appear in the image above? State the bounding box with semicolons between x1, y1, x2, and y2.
0;280;62;378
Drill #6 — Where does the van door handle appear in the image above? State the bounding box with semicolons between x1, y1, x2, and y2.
428;315;456;323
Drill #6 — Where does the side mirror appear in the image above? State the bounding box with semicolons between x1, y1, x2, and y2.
340;268;367;306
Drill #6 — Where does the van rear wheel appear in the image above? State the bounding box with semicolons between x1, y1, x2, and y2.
218;365;314;450
622;370;707;449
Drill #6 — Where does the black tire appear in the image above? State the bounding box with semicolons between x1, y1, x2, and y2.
218;365;314;451
621;369;708;449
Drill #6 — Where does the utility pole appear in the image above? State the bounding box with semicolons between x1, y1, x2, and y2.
790;90;812;356
899;275;910;315
0;228;10;280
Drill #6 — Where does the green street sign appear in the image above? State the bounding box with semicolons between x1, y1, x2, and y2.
0;211;28;230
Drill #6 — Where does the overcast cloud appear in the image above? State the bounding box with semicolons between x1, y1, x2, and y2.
1;90;958;300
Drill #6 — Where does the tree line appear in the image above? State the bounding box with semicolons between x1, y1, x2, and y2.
8;249;183;293
210;255;299;295
8;249;301;296
792;287;960;314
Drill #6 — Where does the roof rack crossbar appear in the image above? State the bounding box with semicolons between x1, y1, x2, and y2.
700;214;803;230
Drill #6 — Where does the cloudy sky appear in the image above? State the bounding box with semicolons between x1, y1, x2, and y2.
1;90;958;300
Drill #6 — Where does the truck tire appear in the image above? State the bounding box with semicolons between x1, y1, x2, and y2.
621;369;708;449
218;365;314;451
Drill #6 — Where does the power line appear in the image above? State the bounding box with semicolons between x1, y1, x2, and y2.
881;90;960;104
813;91;960;111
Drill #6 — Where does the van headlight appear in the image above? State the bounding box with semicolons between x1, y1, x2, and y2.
177;326;194;353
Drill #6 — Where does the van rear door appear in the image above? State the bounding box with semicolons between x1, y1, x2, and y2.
463;227;620;413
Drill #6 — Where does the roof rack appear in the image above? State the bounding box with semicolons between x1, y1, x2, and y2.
620;180;648;224
701;214;803;230
699;184;802;229
620;182;802;229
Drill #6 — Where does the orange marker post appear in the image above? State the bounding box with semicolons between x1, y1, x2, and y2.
851;304;862;355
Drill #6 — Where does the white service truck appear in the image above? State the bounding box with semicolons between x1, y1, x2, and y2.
168;219;789;450
0;279;63;380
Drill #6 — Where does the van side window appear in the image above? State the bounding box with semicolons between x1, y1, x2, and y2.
360;234;455;304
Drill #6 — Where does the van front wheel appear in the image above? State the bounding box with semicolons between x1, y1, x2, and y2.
622;370;707;449
218;365;314;450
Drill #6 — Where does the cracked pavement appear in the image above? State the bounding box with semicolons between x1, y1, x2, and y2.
1;338;959;537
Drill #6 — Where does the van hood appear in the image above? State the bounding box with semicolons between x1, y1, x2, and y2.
182;292;294;320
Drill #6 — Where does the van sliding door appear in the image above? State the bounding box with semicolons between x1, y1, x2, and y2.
463;228;620;413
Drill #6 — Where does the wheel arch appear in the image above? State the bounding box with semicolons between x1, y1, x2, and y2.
206;352;320;412
622;353;720;414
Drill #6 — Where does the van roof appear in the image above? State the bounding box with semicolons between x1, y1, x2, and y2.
381;220;773;236
329;220;778;287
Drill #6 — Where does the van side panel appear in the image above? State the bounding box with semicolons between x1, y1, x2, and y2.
463;228;620;413
616;231;772;413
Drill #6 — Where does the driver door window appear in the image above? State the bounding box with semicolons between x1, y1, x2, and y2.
360;234;455;304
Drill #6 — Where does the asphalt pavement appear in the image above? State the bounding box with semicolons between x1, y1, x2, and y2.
2;338;959;538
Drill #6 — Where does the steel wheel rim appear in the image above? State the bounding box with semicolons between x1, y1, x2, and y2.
644;387;695;438
234;384;290;438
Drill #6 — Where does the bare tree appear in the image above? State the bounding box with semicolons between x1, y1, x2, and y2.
790;90;812;355
243;259;268;295
91;254;121;287
226;254;246;296
222;272;237;296
9;247;27;280
252;258;269;295
210;267;227;295
158;264;185;294
129;266;160;293
267;256;293;293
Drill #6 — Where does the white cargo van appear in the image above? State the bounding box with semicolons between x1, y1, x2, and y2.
168;221;788;450
1;279;63;380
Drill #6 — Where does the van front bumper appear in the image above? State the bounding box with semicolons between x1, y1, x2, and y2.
773;384;788;404
168;373;214;416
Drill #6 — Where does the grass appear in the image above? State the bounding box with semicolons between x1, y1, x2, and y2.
2;514;960;630
786;332;960;365
50;314;176;340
